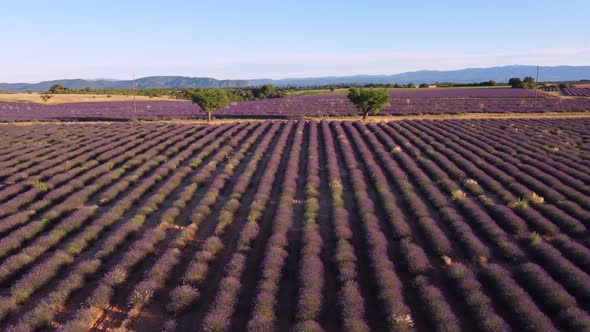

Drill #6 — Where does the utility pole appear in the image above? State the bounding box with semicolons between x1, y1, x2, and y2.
133;72;137;112
534;65;540;107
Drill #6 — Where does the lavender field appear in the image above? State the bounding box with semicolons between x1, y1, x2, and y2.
387;87;536;98
541;87;590;97
1;91;590;121
0;118;589;331
562;88;590;97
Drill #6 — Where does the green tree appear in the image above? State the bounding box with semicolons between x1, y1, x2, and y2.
253;84;284;99
48;84;67;94
347;88;391;121
191;89;230;122
406;83;416;88
419;83;429;88
508;77;524;88
523;76;536;89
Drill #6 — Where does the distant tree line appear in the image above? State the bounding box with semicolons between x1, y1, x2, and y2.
508;77;536;89
44;80;510;101
435;80;501;87
507;78;577;89
46;84;167;97
45;84;286;102
507;77;576;89
45;78;577;101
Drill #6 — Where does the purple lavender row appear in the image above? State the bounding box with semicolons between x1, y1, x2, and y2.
0;123;116;166
319;120;369;331
55;123;250;331
112;122;270;330
0;125;197;239
0;126;205;283
146;121;266;298
2;123;149;186
247;120;305;331
393;120;590;314
333;121;421;331
0;124;240;328
448;121;590;233
443;120;590;223
479;263;558;331
96;126;204;205
412;119;588;249
154;121;279;323
0;134;95;180
364;122;491;262
0;128;137;206
561;88;590;97
457;120;590;208
401;121;568;239
202;121;293;331
444;263;509;331
0;126;152;216
2;92;590;120
0;125;197;252
0;127;65;161
514;262;590;330
293;120;324;331
353;122;454;257
386;122;531;260
422;120;588;237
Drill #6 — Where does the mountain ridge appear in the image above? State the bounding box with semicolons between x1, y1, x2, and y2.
1;65;589;92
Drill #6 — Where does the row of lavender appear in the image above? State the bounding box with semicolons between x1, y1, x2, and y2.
219;95;590;117
561;88;590;97
541;87;590;97
0;118;588;331
2;93;590;121
387;88;536;98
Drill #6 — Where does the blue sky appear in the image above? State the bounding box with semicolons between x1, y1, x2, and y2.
2;0;589;82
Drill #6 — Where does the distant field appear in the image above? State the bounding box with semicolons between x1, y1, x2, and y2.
2;93;590;121
562;88;590;97
0;93;174;104
387;88;535;98
289;86;507;97
0;118;588;331
297;87;535;98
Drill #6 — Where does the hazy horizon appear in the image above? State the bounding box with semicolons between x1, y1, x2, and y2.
3;64;590;85
2;0;589;82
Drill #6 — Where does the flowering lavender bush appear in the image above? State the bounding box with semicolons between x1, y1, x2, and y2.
0;118;588;331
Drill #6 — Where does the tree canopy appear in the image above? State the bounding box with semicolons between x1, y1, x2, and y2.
191;89;230;122
347;88;391;121
508;77;524;88
522;76;536;89
252;84;285;99
509;77;536;89
48;84;68;94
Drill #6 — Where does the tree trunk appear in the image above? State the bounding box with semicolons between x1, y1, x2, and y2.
207;112;212;122
362;111;369;121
